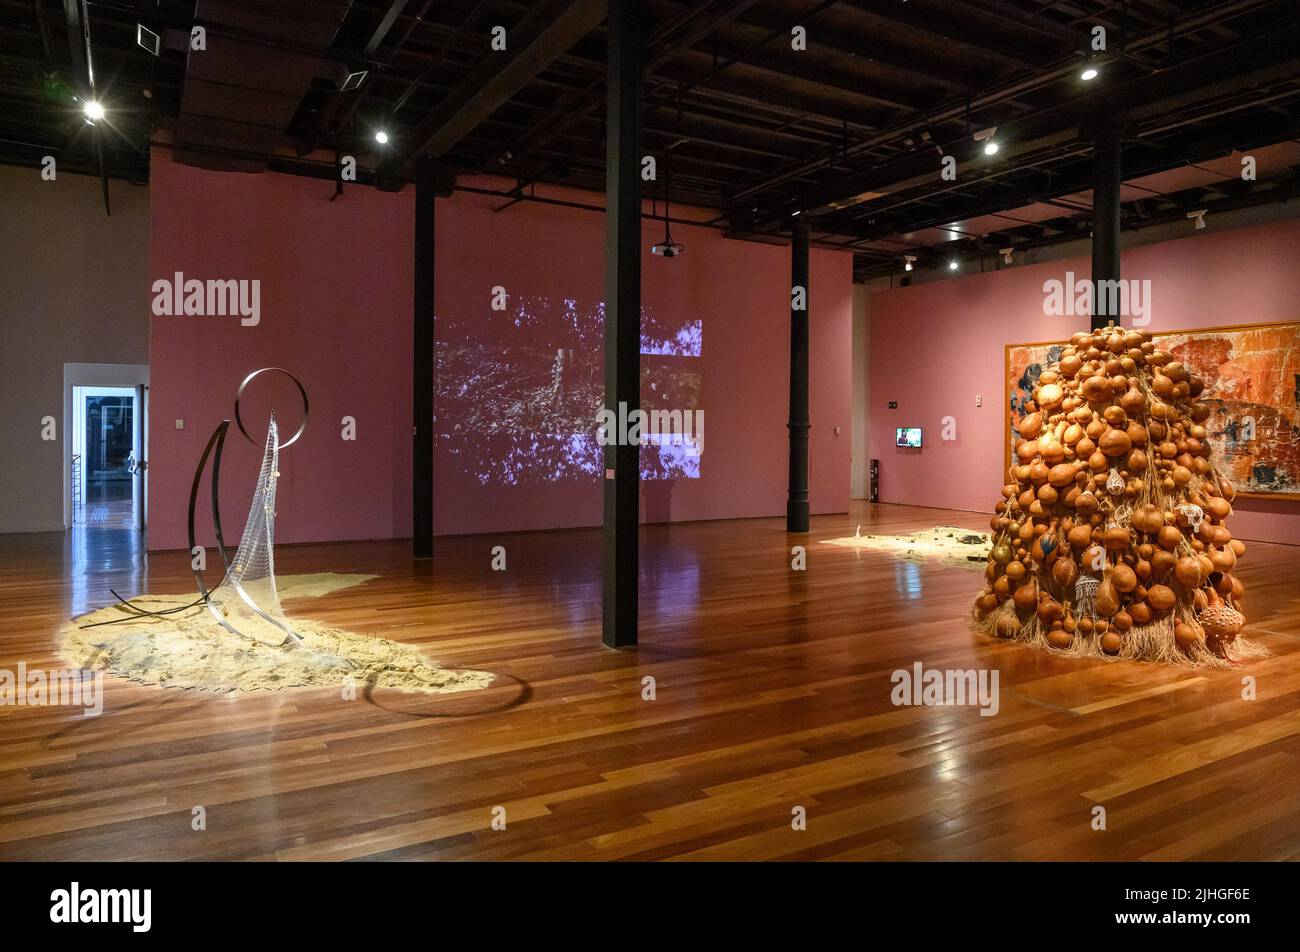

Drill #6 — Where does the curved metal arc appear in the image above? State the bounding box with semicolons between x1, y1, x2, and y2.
186;421;244;636
79;422;234;631
227;575;303;645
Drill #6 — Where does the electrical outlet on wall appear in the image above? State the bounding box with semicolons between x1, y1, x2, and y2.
976;395;982;407
175;419;184;430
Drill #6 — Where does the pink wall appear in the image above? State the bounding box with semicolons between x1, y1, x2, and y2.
432;180;852;534
868;217;1300;545
148;153;852;550
149;151;415;552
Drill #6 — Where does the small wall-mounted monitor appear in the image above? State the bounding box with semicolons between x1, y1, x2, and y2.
896;426;922;448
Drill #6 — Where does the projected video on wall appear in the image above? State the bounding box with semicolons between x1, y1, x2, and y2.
436;296;702;485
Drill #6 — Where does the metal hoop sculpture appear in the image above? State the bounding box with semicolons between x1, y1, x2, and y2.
234;367;310;449
81;369;309;644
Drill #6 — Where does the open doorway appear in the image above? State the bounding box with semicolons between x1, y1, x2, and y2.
72;388;136;527
63;363;150;532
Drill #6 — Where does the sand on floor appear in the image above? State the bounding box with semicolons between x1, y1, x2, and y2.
61;573;494;695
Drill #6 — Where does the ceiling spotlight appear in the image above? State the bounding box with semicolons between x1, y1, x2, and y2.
948;259;959;271
1000;247;1014;265
1187;208;1207;230
82;100;105;123
983;141;999;156
374;130;389;145
903;255;916;272
1081;66;1099;81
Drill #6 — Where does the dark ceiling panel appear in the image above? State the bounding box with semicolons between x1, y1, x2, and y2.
0;0;1296;276
173;0;354;171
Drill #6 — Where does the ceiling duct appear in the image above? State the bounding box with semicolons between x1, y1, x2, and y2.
173;0;353;172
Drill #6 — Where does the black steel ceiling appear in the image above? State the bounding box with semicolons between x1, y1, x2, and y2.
2;0;1298;279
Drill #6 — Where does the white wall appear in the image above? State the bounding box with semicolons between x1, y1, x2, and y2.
0;166;151;532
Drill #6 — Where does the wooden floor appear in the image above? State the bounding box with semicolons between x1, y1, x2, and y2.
2;502;1299;861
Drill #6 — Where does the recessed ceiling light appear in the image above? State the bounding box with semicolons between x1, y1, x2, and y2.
983;141;999;156
948;260;959;271
83;100;105;122
1081;66;1099;81
374;130;389;144
339;69;368;92
136;24;161;57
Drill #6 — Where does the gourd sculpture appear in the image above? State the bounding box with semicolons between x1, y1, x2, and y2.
971;324;1255;665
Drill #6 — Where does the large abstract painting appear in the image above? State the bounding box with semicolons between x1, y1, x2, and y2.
1005;321;1300;498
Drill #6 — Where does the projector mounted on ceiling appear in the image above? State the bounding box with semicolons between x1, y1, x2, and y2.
651;146;684;258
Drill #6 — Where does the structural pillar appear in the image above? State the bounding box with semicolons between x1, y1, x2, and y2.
787;216;811;533
1091;127;1122;330
602;0;641;648
413;155;435;558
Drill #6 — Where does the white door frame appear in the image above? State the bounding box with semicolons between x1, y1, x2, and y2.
63;363;150;529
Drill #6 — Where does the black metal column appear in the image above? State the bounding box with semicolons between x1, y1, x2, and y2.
1091;128;1122;330
602;0;641;648
413;155;435;558
787;216;811;533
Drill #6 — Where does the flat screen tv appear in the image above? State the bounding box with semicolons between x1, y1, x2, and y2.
896;426;922;448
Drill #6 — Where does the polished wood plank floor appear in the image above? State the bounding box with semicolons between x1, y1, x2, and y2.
1;502;1298;861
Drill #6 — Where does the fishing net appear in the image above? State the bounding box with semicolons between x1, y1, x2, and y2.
206;412;299;646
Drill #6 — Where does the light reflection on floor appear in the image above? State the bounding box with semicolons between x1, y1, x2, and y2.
893;558;923;599
66;527;146;617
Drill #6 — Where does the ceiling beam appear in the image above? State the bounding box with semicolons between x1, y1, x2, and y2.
944;0;1161;71
792;19;1300;217
678;0;975;91
362;0;411;57
672;43;917;113
731;0;1277;203
498;0;780;179
33;0;55;64
830;109;1300;247
840;0;1043;72
62;0;89;92
853;174;1300;279
384;0;606;174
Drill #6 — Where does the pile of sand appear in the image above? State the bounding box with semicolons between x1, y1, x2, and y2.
820;525;990;567
61;573;493;695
